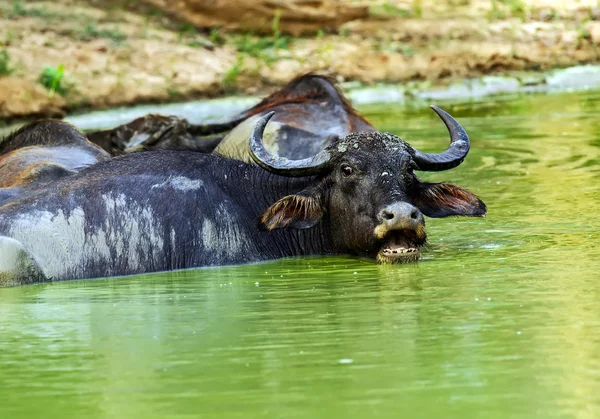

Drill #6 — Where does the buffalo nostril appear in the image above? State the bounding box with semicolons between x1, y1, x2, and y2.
382;210;395;220
410;209;419;220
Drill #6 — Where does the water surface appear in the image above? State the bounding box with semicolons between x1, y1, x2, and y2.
1;91;600;418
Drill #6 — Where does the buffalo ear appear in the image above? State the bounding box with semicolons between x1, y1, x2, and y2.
259;193;324;230
414;182;486;218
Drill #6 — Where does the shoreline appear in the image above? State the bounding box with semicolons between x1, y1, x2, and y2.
59;64;600;132
2;1;600;123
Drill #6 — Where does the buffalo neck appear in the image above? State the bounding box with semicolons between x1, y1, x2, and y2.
215;161;336;259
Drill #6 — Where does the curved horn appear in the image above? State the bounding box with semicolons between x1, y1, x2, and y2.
412;105;471;171
249;111;331;177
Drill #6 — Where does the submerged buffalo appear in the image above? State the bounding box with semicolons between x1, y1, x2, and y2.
86;73;373;160
212;73;374;162
0;121;109;206
0;107;485;286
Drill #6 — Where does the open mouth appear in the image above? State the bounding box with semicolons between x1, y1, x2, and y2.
376;229;425;264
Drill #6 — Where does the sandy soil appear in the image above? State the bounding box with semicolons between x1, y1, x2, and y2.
1;0;600;120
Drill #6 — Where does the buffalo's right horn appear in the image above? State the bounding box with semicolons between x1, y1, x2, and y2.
411;106;471;171
249;112;331;176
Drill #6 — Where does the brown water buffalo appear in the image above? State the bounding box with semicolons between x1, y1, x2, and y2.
0;120;109;206
86;73;374;161
0;107;485;286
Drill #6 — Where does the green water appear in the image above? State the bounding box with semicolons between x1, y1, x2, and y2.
1;91;600;418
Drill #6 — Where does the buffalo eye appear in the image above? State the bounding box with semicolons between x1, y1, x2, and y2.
407;163;416;175
341;165;354;177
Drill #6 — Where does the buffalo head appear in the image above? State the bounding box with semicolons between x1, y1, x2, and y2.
250;106;486;263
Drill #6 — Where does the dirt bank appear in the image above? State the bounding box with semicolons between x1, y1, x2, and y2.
1;0;600;120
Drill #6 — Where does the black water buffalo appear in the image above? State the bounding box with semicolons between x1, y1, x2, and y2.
86;74;373;160
0;120;110;206
0;107;485;286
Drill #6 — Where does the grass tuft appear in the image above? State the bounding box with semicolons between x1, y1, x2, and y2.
39;65;68;97
0;50;12;75
80;23;126;43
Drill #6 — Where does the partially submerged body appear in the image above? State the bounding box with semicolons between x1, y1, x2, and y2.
0;120;109;206
86;114;227;154
0;108;486;286
0;151;320;285
86;74;374;161
212;73;374;162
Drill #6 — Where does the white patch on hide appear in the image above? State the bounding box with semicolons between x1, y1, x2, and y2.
7;193;165;280
200;204;248;262
151;176;203;192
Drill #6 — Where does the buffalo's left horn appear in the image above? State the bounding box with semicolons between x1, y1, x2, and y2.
412;105;471;171
249;112;331;176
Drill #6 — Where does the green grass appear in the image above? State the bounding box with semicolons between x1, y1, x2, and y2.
1;31;17;48
233;33;290;57
369;2;411;18
209;28;225;45
488;0;507;20
488;0;528;20
79;23;126;43
223;55;244;87
231;10;292;63
577;21;592;42
376;40;416;57
0;50;12;75
39;65;68;97
176;23;214;49
507;0;527;20
177;22;196;37
167;87;180;98
369;0;427;18
411;0;423;18
9;1;54;19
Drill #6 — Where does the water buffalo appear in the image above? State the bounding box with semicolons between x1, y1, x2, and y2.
212;73;374;162
0;120;110;206
0;107;486;286
86;73;373;161
86;113;228;155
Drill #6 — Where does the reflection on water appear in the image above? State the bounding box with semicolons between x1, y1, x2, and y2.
1;91;600;418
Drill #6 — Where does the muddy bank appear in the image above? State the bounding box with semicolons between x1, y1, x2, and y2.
1;0;600;120
54;64;600;134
